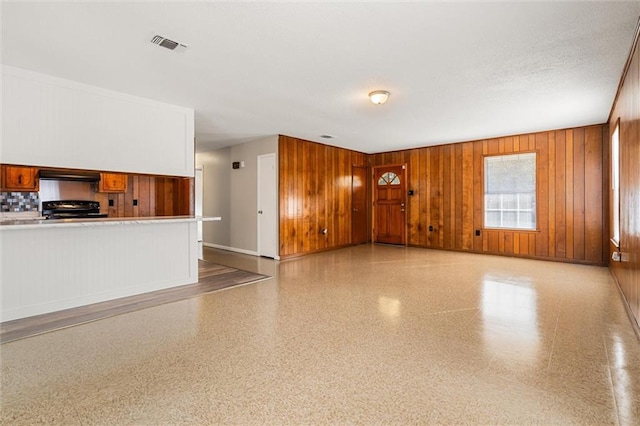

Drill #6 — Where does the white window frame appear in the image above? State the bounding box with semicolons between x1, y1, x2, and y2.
611;122;620;246
484;152;537;231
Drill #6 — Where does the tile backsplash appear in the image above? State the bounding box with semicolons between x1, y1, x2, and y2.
0;192;40;212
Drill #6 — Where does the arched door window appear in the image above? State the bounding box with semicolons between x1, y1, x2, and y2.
377;171;400;186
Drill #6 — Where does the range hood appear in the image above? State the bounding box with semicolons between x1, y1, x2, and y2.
39;169;101;182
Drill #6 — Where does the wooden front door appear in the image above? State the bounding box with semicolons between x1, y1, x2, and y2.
352;165;368;244
374;165;406;245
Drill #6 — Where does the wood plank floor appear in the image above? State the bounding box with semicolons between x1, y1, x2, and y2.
0;260;269;344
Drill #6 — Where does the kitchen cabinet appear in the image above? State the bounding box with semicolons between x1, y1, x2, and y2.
98;173;128;193
0;165;39;191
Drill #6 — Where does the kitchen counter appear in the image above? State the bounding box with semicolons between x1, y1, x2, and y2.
0;215;221;230
1;216;221;322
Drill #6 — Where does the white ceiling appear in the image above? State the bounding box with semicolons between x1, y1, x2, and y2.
2;1;639;154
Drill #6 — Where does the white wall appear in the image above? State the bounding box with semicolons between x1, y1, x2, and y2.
1;66;195;177
196;136;278;255
196;148;232;247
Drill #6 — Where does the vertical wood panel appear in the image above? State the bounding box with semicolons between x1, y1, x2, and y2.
138;176;150;217
461;143;474;250
420;149;430;247
409;149;421;245
473;142;483;251
519;233;529;256
278;135;366;258
504;232;513;255
584;126;603;262
555;131;566;258
318;144;327;249
296;138;304;254
548;131;556;257
154;178;165;216
428;147;438;247
108;194;117;217
438;147;445;248
573;128;586;260
328;146;337;248
149;178;155;217
504;137;514;153
609;26;640;330
454;144;463;249
488;230;499;252
278;137;288;255
529;233;536;255
488;138;500;155
565;130;574;259
536;132;549;257
132;175;139;217
124;175;134;218
601;125;609;268
117;193;125;217
442;145;453;249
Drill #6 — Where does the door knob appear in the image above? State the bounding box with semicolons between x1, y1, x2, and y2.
353;208;358;212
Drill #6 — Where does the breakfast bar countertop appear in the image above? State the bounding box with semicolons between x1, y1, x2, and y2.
0;216;221;230
2;214;210;322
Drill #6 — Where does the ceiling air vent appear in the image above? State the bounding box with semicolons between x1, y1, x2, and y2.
151;35;187;52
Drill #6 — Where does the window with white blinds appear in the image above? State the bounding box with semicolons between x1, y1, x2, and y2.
484;153;537;230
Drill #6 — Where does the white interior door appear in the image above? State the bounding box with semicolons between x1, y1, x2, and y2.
195;166;204;259
257;153;277;258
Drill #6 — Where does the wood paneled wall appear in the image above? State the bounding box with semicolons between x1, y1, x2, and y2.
96;175;191;218
609;21;640;332
155;176;193;216
279;135;368;258
372;125;609;265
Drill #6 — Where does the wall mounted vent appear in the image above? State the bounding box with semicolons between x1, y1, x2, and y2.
151;35;187;52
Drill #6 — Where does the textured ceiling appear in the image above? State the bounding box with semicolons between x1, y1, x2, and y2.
2;1;639;153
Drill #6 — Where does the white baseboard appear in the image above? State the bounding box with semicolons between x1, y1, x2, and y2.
202;243;280;260
203;242;259;257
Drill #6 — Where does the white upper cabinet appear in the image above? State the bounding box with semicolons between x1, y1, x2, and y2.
1;66;195;177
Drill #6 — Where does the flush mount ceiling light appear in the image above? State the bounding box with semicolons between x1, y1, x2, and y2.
369;90;390;105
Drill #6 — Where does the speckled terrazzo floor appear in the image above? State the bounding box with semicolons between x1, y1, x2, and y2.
1;245;639;425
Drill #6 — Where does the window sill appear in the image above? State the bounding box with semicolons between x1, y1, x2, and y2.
482;227;540;233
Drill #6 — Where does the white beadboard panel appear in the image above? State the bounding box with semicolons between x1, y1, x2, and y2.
1;66;195;177
0;221;198;322
0;215;221;230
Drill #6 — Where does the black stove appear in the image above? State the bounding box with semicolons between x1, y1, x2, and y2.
42;200;108;220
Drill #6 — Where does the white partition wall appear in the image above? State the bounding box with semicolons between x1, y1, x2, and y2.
1;66;195;177
0;219;200;322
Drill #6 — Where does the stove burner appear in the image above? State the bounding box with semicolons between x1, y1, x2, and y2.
42;200;108;220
